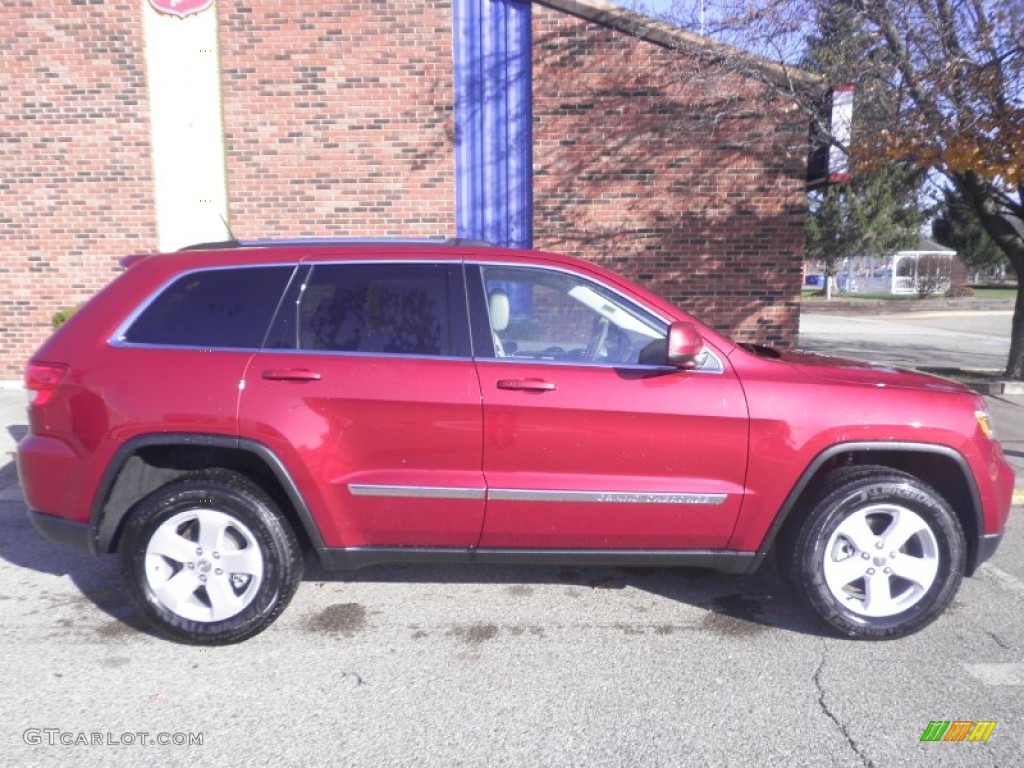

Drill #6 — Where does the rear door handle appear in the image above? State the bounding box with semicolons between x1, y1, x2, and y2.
262;368;322;381
496;378;556;392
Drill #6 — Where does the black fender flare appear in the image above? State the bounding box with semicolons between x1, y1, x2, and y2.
88;433;326;554
754;441;984;572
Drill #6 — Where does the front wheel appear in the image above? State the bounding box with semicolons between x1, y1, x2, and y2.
119;469;303;645
785;467;965;640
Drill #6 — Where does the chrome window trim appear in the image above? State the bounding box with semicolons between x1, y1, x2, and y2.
108;341;264;353
349;484;486;500
109;257;726;376
473;354;724;374
112;259;465;354
106;343;477;363
255;348;475;362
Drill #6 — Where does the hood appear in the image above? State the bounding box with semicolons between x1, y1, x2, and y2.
741;345;975;395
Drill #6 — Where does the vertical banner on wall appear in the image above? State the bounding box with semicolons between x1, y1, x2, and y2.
454;0;533;248
827;85;854;183
143;0;229;251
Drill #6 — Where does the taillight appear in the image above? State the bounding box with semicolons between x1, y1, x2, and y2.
25;362;67;407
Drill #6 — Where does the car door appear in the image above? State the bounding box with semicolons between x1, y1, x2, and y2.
470;262;749;549
240;260;486;548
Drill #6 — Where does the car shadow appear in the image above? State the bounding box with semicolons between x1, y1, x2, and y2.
799;339;1007;371
300;552;828;639
0;460;152;636
0;469;825;641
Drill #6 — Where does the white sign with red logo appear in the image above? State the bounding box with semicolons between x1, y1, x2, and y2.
148;0;214;18
827;86;855;183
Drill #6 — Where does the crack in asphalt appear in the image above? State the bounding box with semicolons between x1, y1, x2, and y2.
987;630;1012;650
814;647;875;768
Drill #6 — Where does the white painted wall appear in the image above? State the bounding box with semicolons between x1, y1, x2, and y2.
142;0;229;251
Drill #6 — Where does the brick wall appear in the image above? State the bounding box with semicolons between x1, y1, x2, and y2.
531;7;807;345
218;0;456;240
0;1;156;378
1;1;807;378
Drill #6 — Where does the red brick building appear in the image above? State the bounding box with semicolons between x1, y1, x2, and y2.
0;0;809;378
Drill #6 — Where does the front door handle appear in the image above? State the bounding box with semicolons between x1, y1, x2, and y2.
496;378;556;392
262;368;322;381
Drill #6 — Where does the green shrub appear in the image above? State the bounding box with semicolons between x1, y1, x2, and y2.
51;305;80;329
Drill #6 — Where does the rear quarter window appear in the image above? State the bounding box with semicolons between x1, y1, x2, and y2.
121;266;295;348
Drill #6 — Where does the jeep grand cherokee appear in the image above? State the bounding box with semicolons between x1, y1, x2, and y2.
18;239;1014;644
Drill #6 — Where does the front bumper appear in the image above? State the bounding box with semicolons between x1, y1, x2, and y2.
973;531;1003;572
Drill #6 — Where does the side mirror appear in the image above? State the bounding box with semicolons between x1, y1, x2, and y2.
666;320;704;368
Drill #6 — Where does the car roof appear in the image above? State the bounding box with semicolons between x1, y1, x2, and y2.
176;237;493;251
124;238;597;272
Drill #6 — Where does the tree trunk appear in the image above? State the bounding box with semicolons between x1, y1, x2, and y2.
953;173;1024;378
1006;262;1024;379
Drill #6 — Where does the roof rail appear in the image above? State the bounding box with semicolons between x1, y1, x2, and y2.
177;237;495;251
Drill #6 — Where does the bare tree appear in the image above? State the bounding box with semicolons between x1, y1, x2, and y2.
658;0;1024;374
915;254;953;297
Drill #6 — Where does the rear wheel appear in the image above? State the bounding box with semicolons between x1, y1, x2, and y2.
119;469;303;645
785;466;965;640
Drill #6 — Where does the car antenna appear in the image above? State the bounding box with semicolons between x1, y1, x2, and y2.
176;213;242;252
220;213;240;245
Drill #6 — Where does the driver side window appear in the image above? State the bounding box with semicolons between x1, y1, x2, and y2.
478;265;667;365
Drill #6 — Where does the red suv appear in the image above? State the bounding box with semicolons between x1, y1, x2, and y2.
18;240;1014;644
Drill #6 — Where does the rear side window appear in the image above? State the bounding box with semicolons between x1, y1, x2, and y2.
266;262;464;357
300;263;452;356
122;266;294;348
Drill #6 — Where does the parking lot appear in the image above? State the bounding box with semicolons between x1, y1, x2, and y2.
1;309;1021;766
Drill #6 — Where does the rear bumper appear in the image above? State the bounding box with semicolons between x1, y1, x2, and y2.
28;510;93;555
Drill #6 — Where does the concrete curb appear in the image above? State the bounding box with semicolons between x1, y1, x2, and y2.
916;367;1024;396
966;381;1024;396
801;296;1015;316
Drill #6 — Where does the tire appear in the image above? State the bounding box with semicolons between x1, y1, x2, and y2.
785;466;965;640
119;469;303;645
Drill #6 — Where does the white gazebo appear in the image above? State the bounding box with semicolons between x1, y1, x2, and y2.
890;238;958;295
825;237;960;295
